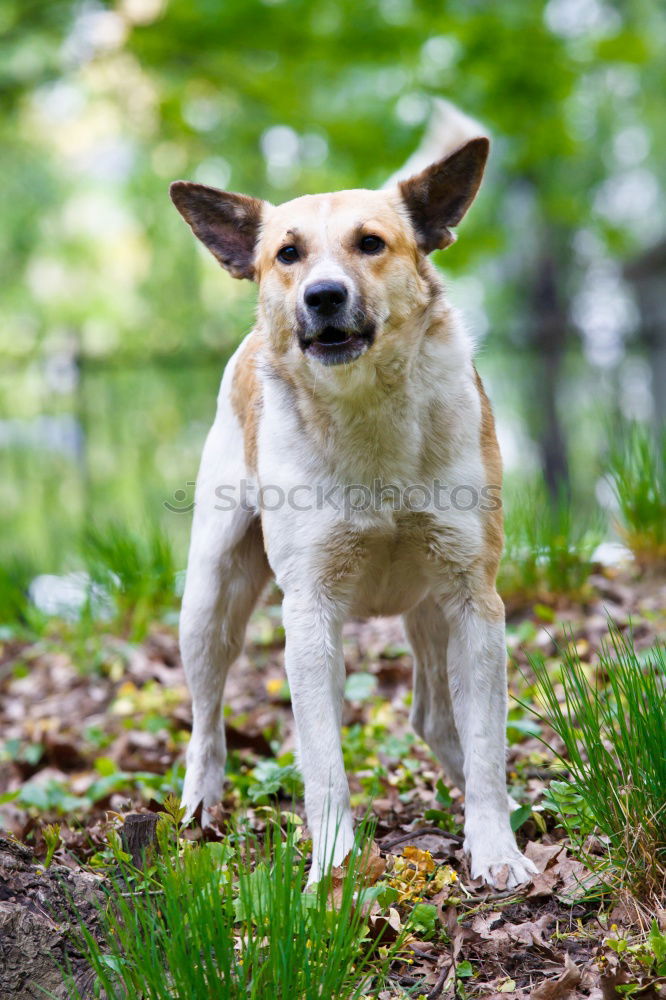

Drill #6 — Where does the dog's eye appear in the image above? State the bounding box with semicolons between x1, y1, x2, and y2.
359;234;385;255
277;245;299;264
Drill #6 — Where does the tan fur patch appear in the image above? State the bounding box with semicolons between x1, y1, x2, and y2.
230;332;264;471
474;367;504;606
318;523;370;588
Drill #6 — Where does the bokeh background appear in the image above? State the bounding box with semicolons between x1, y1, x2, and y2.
2;0;665;584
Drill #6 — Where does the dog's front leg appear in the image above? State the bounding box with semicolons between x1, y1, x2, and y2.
444;594;538;888
282;591;354;885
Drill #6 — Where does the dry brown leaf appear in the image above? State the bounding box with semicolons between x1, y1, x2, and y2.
524;841;598;901
531;955;581;999
445;905;465;964
471;911;504;937
360;839;388;884
471;911;555;954
329;840;387;908
366;905;403;943
525;841;565;873
504;914;554;949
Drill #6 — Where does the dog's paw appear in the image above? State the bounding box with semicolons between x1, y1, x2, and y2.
305;861;324;888
180;793;219;829
181;755;224;828
471;849;538;889
305;817;356;888
306;842;352;888
466;828;538;890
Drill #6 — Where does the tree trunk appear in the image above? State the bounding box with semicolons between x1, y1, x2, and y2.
624;239;666;431
528;248;570;500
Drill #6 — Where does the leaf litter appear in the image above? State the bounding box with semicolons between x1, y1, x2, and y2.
1;573;665;996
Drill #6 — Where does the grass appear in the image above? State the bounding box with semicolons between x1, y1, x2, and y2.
0;554;42;631
83;520;179;637
499;482;602;609
528;627;666;908
606;422;666;569
1;519;180;642
62;807;404;1000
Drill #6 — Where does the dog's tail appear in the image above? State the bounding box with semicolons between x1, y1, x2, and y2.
383;98;488;187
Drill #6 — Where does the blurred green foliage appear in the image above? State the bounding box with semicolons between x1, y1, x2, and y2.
606;422;666;567
1;0;664;572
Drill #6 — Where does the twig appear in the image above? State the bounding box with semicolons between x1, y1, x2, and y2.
457;888;522;911
426;960;453;999
410;945;438;961
390;973;421;986
381;827;464;852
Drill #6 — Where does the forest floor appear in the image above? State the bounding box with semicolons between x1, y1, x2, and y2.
1;567;665;999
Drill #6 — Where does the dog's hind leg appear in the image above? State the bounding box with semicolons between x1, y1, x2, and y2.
441;589;537;888
403;596;466;792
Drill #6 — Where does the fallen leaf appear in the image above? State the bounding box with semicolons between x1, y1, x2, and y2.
367;905;403;943
329;840;387;907
471;911;503;937
471;911;555;954
532;955;581;999
524;841;598;901
525;841;565;873
402;845;436;873
358;839;387;884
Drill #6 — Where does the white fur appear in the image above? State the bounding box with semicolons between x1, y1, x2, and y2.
179;303;536;888
383;98;487;186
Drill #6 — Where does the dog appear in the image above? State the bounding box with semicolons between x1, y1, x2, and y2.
169;112;537;889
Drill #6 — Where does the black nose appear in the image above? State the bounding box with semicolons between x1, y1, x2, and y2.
304;281;348;316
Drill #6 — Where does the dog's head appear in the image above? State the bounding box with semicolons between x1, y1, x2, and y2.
170;138;488;368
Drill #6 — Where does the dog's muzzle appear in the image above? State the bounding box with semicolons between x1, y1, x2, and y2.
298;282;375;366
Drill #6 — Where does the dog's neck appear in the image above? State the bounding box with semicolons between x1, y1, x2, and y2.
260;293;474;485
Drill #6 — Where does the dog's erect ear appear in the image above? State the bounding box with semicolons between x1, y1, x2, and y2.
170;182;265;280
398;137;489;253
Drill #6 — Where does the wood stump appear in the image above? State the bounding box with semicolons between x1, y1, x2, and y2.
0;815;160;998
120;812;158;869
0;836;103;1000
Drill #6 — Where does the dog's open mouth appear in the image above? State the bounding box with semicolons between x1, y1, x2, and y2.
300;325;375;366
317;326;353;346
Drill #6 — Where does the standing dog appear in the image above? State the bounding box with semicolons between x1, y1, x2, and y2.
170;124;537;889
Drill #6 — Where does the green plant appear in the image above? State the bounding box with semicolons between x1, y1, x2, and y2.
424;778;459;833
605;919;666;972
42;823;62;868
408;902;439;939
246;756;304;804
606;422;666;569
499;482;601;609
83;520;178;637
63;815;402;1000
603;920;666;995
540;779;597;841
0;555;44;633
528;627;666;906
